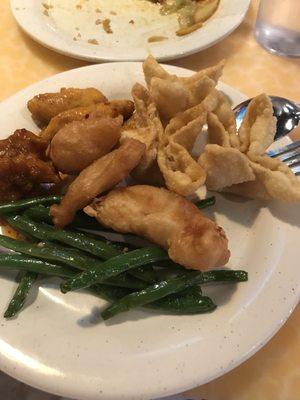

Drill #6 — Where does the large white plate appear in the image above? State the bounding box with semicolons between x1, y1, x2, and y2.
0;63;299;400
10;0;250;62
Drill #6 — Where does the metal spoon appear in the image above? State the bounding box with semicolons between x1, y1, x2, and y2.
233;96;300;140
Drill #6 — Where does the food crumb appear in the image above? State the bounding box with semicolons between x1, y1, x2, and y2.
110;11;117;16
129;19;135;25
76;4;82;10
42;2;53;10
43;9;49;16
102;18;113;34
148;35;168;43
73;37;78;41
77;32;82;38
95;8;101;13
75;26;80;31
88;39;99;45
95;19;102;25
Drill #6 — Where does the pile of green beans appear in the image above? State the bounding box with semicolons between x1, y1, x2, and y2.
0;195;248;321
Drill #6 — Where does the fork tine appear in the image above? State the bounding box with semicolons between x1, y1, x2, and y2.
267;140;300;157
278;148;300;162
284;153;300;168
291;165;300;175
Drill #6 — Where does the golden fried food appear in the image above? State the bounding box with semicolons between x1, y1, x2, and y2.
50;139;146;228
199;93;300;202
85;185;230;270
41;100;134;142
0;129;60;201
199;144;255;191
238;94;276;154
227;155;300;202
143;58;223;122
121;83;164;182
157;89;219;196
27;88;107;126
143;55;223;88
49;116;123;175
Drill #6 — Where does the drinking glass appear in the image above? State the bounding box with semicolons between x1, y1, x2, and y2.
255;0;300;57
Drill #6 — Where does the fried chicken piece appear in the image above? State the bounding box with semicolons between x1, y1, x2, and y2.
85;185;230;270
27;88;107;126
50;116;123;174
50;139;145;228
0;129;60;201
41;100;134;142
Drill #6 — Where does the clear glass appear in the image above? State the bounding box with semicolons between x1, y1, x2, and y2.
255;0;300;57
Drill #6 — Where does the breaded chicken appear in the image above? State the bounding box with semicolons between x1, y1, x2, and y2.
27;87;107;126
42;100;135;142
50;116;122;174
51;139;145;228
85;185;230;270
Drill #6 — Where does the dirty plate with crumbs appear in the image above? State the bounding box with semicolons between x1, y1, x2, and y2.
10;0;250;61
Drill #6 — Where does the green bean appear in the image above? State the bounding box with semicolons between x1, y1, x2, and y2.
129;266;161;283
0;254;76;277
101;271;213;320
0;254;136;303
0;234;97;268
156;262;248;283
195;196;216;210
148;289;215;315
25;205;101;230
200;269;248;283
0;254;184;314
24;206;141;251
61;247;169;293
5;215;120;260
0;235;145;289
101;269;249;320
0;196;62;215
4;271;38;318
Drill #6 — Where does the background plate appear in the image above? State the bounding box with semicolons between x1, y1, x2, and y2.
10;0;250;62
0;63;299;400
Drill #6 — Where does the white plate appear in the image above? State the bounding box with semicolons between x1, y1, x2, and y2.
0;63;299;400
10;0;250;62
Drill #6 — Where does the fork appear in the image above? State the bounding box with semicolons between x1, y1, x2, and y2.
267;140;300;175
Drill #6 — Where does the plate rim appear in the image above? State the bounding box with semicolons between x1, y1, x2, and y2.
0;62;299;400
9;0;251;62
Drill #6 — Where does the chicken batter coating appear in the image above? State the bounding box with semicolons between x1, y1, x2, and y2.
49;116;122;174
0;129;60;201
50;139;146;228
27;88;107;125
42;100;134;142
85;185;230;270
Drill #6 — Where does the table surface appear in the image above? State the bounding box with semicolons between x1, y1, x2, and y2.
0;0;300;399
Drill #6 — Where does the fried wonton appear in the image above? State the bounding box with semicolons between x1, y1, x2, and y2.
143;55;224;123
199;93;300;202
141;56;225;196
158;92;219;196
199;144;255;191
121;84;163;182
238;94;276;154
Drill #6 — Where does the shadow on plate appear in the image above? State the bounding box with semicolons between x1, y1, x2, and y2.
202;281;237;306
207;193;262;228
268;201;300;228
77;305;155;328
